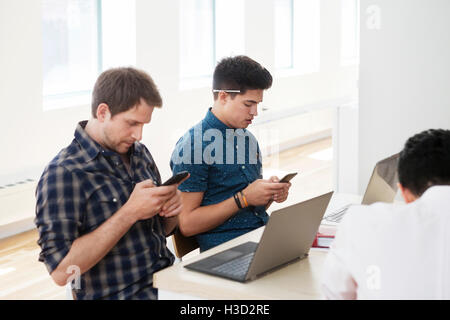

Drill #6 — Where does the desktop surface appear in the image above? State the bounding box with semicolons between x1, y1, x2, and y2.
153;226;328;300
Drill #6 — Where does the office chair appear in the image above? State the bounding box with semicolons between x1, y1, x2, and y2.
171;228;199;259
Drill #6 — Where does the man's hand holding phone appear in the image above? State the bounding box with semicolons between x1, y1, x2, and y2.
125;172;190;222
264;172;296;209
159;172;190;218
243;178;290;207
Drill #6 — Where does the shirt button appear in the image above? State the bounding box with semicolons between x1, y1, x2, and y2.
112;198;117;203
242;165;246;169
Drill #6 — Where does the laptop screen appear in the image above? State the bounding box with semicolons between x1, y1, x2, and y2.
362;153;399;205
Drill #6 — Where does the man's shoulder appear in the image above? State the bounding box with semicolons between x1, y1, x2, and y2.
41;139;90;178
340;202;406;237
173;120;203;149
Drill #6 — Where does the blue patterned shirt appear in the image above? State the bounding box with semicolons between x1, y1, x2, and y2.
35;121;175;300
170;108;268;251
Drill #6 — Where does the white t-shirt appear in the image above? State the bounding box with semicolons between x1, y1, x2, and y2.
321;186;450;299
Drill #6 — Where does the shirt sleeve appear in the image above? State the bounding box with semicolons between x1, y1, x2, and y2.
320;214;358;300
34;164;84;274
170;132;209;193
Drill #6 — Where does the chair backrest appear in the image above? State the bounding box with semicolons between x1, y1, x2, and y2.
171;228;199;259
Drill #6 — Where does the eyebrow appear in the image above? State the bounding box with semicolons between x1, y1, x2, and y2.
245;100;260;104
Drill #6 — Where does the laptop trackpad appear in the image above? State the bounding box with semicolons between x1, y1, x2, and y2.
194;242;258;268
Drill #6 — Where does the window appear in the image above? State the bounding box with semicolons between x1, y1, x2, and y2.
214;0;245;62
42;0;100;101
179;0;215;80
274;0;294;70
42;0;136;110
179;0;245;86
275;0;320;75
341;0;359;65
293;0;320;74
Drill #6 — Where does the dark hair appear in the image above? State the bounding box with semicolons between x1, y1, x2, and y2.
91;67;162;118
398;129;450;196
212;55;272;100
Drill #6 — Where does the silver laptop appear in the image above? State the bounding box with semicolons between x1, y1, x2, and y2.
184;191;333;282
323;153;400;224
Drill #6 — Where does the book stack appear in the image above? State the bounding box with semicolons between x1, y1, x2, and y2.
312;225;337;248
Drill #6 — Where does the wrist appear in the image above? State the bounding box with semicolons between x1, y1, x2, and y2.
233;192;243;210
117;202;138;226
239;190;249;208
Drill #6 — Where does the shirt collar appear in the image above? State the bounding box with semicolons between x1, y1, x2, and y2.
74;121;102;161
203;107;247;134
74;120;142;161
420;185;450;202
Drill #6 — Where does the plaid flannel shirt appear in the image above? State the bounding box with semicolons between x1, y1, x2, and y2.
35;121;174;300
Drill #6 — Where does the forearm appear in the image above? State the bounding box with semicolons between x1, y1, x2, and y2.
179;196;239;237
51;204;136;286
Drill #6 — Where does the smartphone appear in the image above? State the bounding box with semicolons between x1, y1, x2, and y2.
279;172;298;183
265;172;297;210
161;171;190;186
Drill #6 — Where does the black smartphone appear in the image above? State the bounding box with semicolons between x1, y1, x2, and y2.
265;172;298;209
161;171;189;186
279;172;298;183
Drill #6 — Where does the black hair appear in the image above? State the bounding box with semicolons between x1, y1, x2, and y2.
212;55;272;100
398;129;450;196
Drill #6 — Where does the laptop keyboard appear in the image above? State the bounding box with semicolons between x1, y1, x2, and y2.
212;252;255;278
323;204;351;223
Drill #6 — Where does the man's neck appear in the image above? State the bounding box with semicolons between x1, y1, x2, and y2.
84;119;104;148
211;105;233;128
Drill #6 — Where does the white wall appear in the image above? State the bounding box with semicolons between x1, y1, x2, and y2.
0;0;357;186
358;0;450;192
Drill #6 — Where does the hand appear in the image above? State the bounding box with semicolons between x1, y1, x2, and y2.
125;179;178;222
159;173;189;218
159;189;183;218
268;176;291;203
243;179;287;207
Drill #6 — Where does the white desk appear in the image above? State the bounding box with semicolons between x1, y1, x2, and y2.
154;192;360;300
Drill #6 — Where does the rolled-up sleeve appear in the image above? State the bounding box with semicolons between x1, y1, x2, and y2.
34;165;84;274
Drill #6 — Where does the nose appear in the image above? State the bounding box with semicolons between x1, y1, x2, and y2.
131;125;143;141
251;104;258;117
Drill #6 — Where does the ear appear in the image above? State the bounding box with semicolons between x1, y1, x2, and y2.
217;91;229;105
96;103;111;122
398;183;418;203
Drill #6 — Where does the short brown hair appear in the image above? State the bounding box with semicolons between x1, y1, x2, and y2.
91;67;162;118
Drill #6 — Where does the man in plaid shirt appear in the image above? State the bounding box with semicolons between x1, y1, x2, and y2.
35;67;185;299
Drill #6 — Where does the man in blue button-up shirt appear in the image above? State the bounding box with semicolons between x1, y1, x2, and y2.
170;56;291;252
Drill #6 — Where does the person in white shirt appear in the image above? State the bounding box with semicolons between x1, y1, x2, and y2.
321;129;450;299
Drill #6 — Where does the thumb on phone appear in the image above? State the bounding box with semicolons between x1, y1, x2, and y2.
269;176;280;183
138;179;157;189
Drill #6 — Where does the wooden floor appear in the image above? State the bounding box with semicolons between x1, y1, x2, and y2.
0;137;332;300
